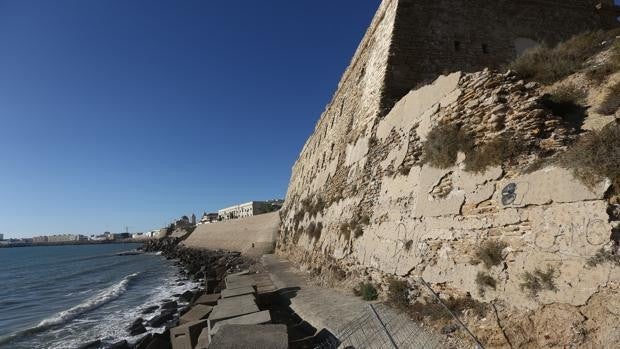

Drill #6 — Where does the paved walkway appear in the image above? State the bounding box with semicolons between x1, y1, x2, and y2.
261;254;452;349
261;254;368;334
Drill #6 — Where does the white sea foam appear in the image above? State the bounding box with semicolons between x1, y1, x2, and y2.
36;273;139;329
0;273;139;347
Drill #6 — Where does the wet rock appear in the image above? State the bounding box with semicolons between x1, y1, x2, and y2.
141;330;171;349
142;306;159;315
160;301;177;310
147;310;175;327
77;340;101;349
127;318;147;336
179;291;194;303
106;340;130;349
133;334;153;349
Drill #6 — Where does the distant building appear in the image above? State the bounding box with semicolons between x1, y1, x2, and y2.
191;214;196;225
0;233;3;241
113;233;131;240
198;212;219;224
218;200;283;221
33;236;49;243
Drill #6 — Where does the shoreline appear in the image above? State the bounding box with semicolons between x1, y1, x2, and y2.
0;240;149;249
77;238;253;349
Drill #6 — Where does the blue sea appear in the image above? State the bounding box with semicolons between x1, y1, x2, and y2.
0;244;196;349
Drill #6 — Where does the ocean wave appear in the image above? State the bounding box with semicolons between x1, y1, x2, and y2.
0;273;139;346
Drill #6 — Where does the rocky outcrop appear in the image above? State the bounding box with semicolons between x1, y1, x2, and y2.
278;68;620;347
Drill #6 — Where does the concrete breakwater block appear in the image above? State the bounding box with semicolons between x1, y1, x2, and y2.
210;310;271;339
179;304;212;324
195;293;220;306
209;294;260;328
208;324;288;349
195;328;210;349
221;286;255;299
170;319;207;349
225;275;257;289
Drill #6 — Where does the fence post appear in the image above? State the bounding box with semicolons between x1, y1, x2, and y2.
417;277;485;349
369;304;399;349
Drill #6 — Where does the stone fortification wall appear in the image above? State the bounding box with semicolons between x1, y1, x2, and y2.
183;212;280;257
288;0;618;209
289;0;397;204
384;0;619;108
279;2;620;346
279;69;620;347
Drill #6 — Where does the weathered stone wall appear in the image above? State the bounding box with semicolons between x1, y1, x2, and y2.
287;0;618;208
279;2;620;346
384;0;620;108
282;69;620;345
280;70;620;347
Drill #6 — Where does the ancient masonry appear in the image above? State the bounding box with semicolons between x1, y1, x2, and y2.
278;1;620;347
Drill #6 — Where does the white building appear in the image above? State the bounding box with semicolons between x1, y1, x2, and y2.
217;200;282;221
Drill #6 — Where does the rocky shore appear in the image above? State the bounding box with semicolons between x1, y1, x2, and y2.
78;238;253;349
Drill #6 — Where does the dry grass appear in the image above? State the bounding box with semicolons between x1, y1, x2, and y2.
387;278;410;309
558;121;620;190
509;30;620;84
520;267;558;297
409;295;488;322
473;240;508;269
423;124;529;173
422;123;471;169
586;248;620;267
475;272;497;296
586;40;620;82
548;83;587;105
597;80;620;115
463;133;525;173
358;282;378;301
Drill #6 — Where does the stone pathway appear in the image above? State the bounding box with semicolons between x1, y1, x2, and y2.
261;254;452;349
261;254;369;335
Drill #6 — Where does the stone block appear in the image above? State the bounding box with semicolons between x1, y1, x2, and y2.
179;304;212;324
221;286;255;299
209;294;259;327
210;310;271;340
170;320;207;349
195;328;209;349
225;275;257;289
195;293;220;306
208;324;288;349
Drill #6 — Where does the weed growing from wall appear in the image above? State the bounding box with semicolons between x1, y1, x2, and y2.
510;29;620;84
558;121;620;191
597;81;620;115
520;266;558;297
472;240;508;269
358;282;378;301
475;272;497;296
586;248;620;267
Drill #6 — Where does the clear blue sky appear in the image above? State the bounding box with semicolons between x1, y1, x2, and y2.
0;0;380;237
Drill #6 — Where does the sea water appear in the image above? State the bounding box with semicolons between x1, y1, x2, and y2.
0;244;195;349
